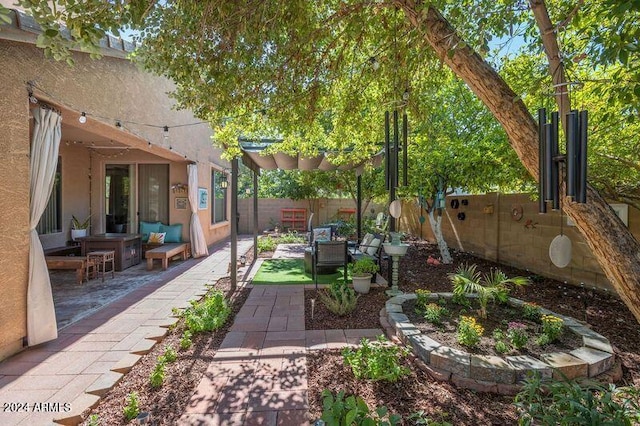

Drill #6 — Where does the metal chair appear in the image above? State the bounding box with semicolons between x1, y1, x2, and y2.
312;240;348;289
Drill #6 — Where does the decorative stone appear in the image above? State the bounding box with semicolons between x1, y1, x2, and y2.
395;322;421;343
539;352;588;380
431;346;470;378
496;383;522;396
385;301;403;313
507;297;525;307
470;355;516;384
570;347;615;377
415;360;451;382
408;334;441;364
506;355;552;382
451;375;497;393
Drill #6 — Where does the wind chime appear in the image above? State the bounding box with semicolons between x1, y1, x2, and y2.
384;110;408;232
537;105;588;268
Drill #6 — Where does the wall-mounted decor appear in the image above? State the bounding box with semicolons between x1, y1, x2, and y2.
461;199;469;206
511;205;524;221
450;199;460;209
457;212;466;221
483;204;494;214
198;188;208;210
171;183;188;194
175;197;188;210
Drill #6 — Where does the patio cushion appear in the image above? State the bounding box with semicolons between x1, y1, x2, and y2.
367;238;381;256
161;223;183;243
148;232;166;244
313;227;331;242
140;221;162;243
359;233;374;252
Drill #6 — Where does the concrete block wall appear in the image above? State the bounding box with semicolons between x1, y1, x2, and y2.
402;193;640;292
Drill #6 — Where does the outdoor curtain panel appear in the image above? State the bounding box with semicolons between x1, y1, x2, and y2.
28;107;61;345
188;164;209;257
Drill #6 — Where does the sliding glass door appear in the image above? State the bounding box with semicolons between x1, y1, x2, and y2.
138;164;169;224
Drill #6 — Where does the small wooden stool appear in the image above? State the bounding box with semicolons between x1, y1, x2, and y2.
87;250;115;282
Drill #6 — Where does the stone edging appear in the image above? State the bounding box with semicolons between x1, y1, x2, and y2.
385;293;616;395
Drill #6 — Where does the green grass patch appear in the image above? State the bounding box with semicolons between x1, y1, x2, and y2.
251;259;351;285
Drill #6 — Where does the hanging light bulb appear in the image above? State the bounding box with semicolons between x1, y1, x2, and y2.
402;89;410;101
79;112;87;124
369;56;380;71
163;125;169;143
115;121;122;128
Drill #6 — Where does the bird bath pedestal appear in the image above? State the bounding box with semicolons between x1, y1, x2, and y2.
382;242;409;296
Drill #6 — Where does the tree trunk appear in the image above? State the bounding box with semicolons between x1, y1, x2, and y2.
397;0;640;323
428;209;453;264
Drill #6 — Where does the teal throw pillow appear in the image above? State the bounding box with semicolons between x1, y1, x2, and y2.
140;221;162;243
161;223;183;243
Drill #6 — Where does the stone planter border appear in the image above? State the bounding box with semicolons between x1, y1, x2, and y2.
385;293;616;395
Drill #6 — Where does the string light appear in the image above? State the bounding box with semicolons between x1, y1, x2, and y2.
115;120;122;128
79;112;87;124
163;125;169;142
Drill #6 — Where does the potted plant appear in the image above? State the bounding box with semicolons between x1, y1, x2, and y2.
350;257;379;294
71;215;91;241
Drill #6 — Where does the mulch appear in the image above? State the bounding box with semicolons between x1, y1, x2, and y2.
83;240;640;425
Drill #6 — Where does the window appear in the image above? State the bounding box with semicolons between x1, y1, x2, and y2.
37;157;62;234
211;169;227;224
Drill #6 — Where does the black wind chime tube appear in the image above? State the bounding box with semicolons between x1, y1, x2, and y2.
385;111;391;190
544;122;554;202
578;110;588;203
566;110;579;198
402;112;408;187
538;108;547;213
550;111;560;210
393;109;400;191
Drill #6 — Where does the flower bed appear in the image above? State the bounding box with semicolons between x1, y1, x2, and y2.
385;293;616;395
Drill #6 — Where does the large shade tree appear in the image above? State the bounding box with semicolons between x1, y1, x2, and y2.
10;0;640;322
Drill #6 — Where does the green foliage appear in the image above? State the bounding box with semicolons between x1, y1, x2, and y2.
71;215;91;229
162;346;177;363
407;410;453;426
257;236;277;253
318;282;358;316
521;302;541;322
451;293;472;308
276;232;306;244
541;315;564;342
123;392;139;422
342;336;410;382
183;290;231;334
494;340;510;354
514;373;640;426
86;414;100;426
506;322;529;350
449;263;529;319
351;257;379;276
421;303;449;326
535;333;551;347
415;289;432;311
456;316;484;348
180;330;193;350
320;389;402;426
149;361;165;388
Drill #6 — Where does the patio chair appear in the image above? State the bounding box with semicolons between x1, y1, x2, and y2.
312;240;348;289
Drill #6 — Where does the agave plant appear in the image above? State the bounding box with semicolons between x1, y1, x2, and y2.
449;263;530;319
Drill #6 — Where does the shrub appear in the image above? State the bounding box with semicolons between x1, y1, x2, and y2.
149;361;165;388
541;314;564;342
351;257;379;276
342;336;410;382
320;389;401;425
319;282;358;316
495;340;510;354
180;330;193;350
456;316;484;347
522;302;542;322
162;346;177;363
449;263;529;319
535;333;551;347
415;289;432;310
276;232;305;244
506;322;529;350
422;303;449;326
123;392;139;422
514;373;640;425
257;235;277;253
184;290;231;333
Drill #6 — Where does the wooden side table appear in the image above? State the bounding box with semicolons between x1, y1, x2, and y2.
87;250;115;282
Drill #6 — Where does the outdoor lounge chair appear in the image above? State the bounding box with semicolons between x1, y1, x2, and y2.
312;240;348;289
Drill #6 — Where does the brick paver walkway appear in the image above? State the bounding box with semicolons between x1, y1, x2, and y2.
0;238;253;426
179;285;383;425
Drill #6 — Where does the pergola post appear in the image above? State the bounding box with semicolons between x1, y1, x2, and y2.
230;157;238;288
253;169;258;261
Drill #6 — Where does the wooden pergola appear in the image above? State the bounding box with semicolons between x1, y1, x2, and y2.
228;139;384;287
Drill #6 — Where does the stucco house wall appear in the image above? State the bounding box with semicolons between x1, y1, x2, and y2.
0;25;230;359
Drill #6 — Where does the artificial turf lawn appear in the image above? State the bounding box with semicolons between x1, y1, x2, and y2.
251;258;350;285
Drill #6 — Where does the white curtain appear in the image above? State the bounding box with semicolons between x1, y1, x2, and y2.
28;107;62;345
188;164;209;257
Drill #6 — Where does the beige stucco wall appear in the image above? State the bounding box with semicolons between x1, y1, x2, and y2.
402;193;640;292
0;38;230;360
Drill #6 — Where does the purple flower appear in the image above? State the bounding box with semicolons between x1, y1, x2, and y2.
508;321;527;330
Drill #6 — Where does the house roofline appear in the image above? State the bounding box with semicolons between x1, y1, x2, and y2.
0;8;135;59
